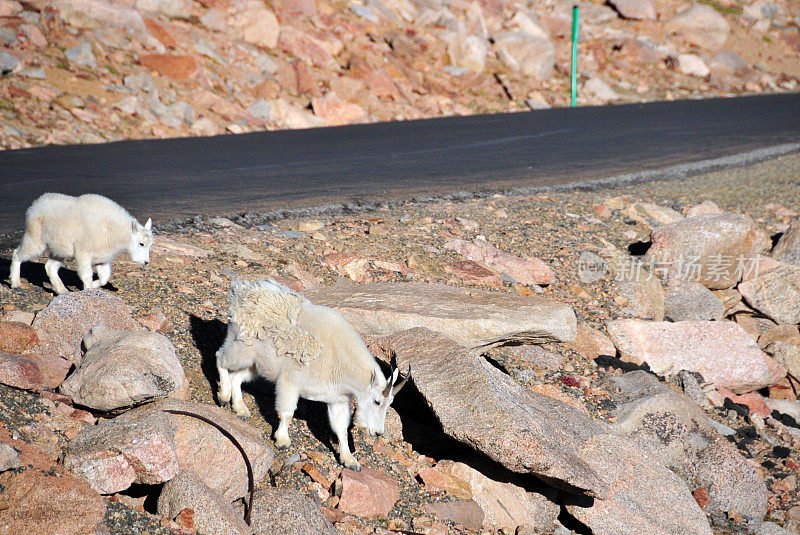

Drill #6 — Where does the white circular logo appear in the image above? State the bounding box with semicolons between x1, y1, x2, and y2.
577;251;607;283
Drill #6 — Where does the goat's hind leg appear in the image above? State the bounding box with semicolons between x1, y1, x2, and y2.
10;232;45;288
274;377;299;450
328;401;360;471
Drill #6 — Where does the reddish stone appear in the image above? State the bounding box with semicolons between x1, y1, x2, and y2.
273;0;318;17
253;79;280;100
144;18;178;49
0;321;39;353
279;27;336;69
311;92;365;126
444;238;555;286
347;55;372;79
140;54;200;80
367;69;401;100
562;325;616;361
0;351;71;390
270;275;303;292
176;508;196;531
0;468;106;535
444;260;502;288
136;308;173;332
20;24;47;47
593;203;612;218
338;467;399;518
717;387;771;418
782;31;800;53
693;487;710;507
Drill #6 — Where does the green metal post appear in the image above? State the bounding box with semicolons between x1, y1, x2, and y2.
571;5;579;107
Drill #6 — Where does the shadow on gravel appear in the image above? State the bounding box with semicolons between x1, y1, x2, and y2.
188;314;339;453
0;257;117;294
122;482;163;515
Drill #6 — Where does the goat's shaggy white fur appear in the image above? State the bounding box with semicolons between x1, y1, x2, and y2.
9;193;153;294
216;277;407;470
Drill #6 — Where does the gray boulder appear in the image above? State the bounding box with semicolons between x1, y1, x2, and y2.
772;219;800;267
664;278;725;321
565;433;713;535
645;213;769;290
599;371;768;521
247;487;337;535
60;325;185;412
739;263;800;324
667;4;731;49
157;470;249;535
492;31;554;79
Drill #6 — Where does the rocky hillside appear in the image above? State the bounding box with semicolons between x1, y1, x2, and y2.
1;154;800;534
0;0;798;149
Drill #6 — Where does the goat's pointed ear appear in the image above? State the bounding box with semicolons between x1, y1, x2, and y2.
370;369;377;387
390;367;400;385
144;218;152;231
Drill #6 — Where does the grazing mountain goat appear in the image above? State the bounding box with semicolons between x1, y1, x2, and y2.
216;277;409;470
10;193;153;294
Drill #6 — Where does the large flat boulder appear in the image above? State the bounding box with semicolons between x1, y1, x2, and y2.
600;371;768;521
565;433;713;535
369;328;608;497
606;320;785;393
305;283;576;347
60;326;186;412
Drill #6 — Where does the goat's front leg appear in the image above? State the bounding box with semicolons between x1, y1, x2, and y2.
217;366;232;407
94;262;112;288
230;369;253;418
274;377;299;450
75;252;95;291
328;401;360;471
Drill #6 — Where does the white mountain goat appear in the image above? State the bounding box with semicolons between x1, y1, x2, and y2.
9;193;153;294
216;277;409;470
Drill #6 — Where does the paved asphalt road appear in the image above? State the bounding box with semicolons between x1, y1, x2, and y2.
1;93;799;233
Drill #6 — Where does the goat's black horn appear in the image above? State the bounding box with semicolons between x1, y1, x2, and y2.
391;365;411;396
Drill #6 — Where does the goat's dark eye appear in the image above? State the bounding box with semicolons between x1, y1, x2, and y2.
139;242;145;247
374;400;381;406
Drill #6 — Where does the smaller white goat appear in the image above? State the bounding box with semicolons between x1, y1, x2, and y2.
216;277;409;470
10;193;153;294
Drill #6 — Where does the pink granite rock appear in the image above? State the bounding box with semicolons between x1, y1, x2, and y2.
606;319;785;393
444;237;554;285
338;467;399;517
